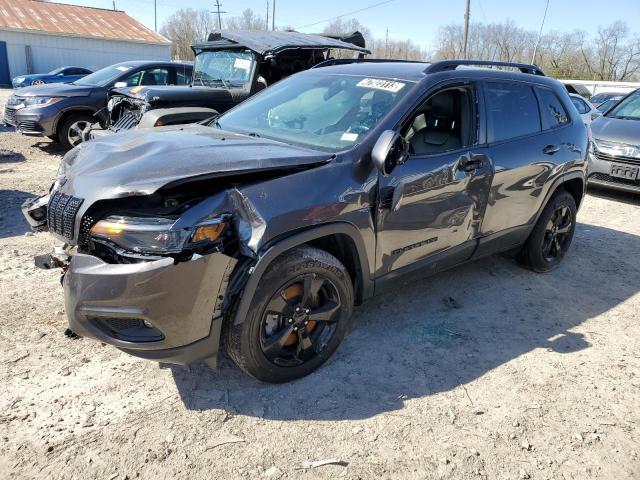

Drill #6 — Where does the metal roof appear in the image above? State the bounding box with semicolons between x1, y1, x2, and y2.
193;30;370;55
0;0;169;45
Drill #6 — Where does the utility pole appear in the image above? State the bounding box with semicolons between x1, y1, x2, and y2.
385;28;389;59
272;0;276;31
531;0;550;65
154;0;157;32
462;0;471;59
266;0;269;30
213;0;226;30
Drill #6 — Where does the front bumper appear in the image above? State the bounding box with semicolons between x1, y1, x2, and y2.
587;151;640;194
63;252;237;365
13;105;58;136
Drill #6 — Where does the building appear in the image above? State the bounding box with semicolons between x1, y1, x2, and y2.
0;0;171;86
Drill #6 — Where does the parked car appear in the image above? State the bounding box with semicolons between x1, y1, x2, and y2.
24;60;587;383
595;96;623;113
589;91;625;109
90;31;369;138
569;94;600;124
12;66;93;88
3;61;192;149
588;88;640;194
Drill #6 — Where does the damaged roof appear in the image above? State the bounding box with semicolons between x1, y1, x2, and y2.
0;0;169;45
194;30;370;55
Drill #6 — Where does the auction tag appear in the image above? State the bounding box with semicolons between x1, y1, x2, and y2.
340;132;359;142
356;78;405;93
234;58;252;70
116;66;131;72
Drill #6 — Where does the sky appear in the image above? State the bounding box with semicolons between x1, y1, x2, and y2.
57;0;640;50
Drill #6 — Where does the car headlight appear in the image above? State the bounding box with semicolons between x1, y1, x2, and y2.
89;215;227;254
23;97;63;108
14;77;25;84
107;98;114;112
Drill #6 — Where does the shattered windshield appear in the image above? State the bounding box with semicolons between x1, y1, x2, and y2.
193;49;256;88
216;73;411;152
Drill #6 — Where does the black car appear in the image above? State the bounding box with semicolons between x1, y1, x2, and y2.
3;61;192;149
588;88;640;193
99;31;368;134
25;60;588;383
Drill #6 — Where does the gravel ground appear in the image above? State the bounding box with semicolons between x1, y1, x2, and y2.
1;109;639;479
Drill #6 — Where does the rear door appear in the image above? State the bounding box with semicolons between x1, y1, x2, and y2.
375;82;494;277
480;81;575;235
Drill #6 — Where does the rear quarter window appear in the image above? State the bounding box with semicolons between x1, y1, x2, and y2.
536;88;570;129
485;82;541;143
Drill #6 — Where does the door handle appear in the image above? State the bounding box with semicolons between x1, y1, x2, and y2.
458;156;484;172
543;144;561;155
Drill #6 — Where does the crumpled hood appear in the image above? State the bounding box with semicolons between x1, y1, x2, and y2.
59;123;332;202
16;82;94;98
592;116;640;146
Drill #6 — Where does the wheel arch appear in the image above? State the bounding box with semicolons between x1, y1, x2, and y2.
231;222;373;326
54;108;99;135
534;171;585;225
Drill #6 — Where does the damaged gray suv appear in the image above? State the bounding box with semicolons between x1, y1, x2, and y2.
24;60;588;383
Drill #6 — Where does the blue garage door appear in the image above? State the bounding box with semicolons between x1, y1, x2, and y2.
0;41;10;86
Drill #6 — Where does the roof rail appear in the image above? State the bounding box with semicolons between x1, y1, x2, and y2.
425;60;545;76
312;58;425;69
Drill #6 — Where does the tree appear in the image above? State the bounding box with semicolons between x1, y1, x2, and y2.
160;9;215;60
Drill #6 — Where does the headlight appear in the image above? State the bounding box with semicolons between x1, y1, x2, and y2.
89;215;227;254
107;98;114;112
14;77;25;84
23;97;63;108
592;138;640;158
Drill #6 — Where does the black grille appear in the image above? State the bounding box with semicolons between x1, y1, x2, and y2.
595;150;640;166
590;172;640;188
89;317;164;342
17;120;42;133
47;191;84;240
3;107;16;124
112;111;139;131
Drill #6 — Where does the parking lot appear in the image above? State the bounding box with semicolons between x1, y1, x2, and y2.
0;87;639;479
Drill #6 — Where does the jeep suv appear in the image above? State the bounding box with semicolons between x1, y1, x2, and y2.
24;60;588;383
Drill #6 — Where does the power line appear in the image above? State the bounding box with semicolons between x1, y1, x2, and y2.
295;0;396;30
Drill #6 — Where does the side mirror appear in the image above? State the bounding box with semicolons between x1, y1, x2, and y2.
372;130;408;176
112;81;127;88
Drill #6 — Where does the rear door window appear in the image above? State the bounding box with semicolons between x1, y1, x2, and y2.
485;82;541;142
536;88;570;129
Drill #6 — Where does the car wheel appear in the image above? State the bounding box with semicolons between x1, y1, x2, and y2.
59;114;94;149
224;246;354;383
517;190;577;272
31;79;45;85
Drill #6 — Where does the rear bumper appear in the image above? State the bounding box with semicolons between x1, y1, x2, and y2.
587;151;640;194
63;252;237;366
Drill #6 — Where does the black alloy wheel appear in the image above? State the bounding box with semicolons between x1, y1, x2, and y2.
260;274;342;367
542;206;573;262
224;246;353;383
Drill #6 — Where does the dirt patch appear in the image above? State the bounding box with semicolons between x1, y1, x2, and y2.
0;129;639;479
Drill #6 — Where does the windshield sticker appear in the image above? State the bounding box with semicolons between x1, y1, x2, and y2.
340;132;359;142
234;58;252;70
356;78;405;93
115;66;131;72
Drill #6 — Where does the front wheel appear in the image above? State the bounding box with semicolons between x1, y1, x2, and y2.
58;114;94;150
224;246;354;383
518;190;577;272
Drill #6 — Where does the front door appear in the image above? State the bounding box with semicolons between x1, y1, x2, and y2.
375;84;494;278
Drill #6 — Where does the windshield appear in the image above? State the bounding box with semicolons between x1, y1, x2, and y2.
216;73;411;151
606;90;640;119
193;49;255;88
73;64;134;87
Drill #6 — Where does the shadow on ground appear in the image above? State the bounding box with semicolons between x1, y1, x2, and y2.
587;185;640;206
0;149;25;164
170;221;640;420
32;139;67;156
0;189;37;238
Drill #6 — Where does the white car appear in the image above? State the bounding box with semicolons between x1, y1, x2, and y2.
570;94;601;124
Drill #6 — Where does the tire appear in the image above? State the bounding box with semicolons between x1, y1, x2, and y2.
58;114;94;150
224;246;354;383
517;190;577;272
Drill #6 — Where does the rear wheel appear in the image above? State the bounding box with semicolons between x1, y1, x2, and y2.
58;114;94;149
518;190;577;272
224;246;353;383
